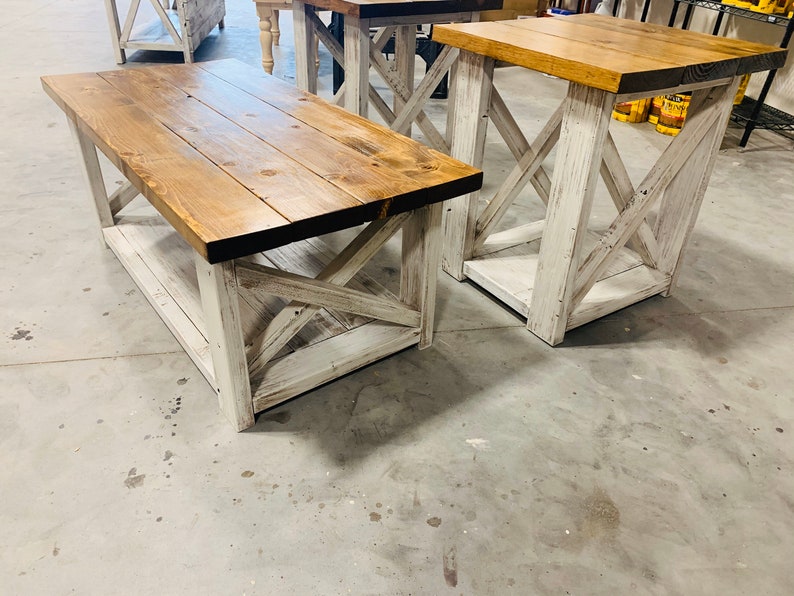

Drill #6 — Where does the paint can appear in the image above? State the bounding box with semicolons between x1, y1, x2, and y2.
656;93;691;137
647;96;665;125
612;98;652;123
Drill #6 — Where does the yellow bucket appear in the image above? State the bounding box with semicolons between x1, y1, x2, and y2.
612;98;652;123
734;73;751;106
647;96;665;125
656;94;691;137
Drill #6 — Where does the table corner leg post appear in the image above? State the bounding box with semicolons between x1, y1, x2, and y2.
527;83;613;345
67;119;115;246
293;1;317;94
655;78;741;297
395;25;417;136
344;15;370;118
401;202;443;349
195;256;256;432
442;51;494;281
103;0;127;64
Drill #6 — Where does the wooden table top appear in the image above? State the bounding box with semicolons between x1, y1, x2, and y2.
433;14;787;94
42;60;481;263
296;0;503;19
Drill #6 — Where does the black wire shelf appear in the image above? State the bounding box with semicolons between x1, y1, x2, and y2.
673;0;791;27
732;96;794;131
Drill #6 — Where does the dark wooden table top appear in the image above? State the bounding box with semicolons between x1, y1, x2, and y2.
42;59;481;263
433;13;787;94
295;0;503;19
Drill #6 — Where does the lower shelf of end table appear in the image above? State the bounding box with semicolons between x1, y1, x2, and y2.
463;230;670;332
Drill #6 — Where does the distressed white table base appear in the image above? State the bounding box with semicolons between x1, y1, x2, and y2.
292;1;477;153
445;50;741;346
103;0;225;64
70;122;443;431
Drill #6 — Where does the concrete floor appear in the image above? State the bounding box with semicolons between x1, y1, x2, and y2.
2;1;794;593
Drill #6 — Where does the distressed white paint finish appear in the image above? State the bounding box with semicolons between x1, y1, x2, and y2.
394;25;416;137
103;224;214;382
572;98;721;309
292;1;316;93
474;220;545;258
527;82;614;346
473;104;562;253
401;202;443;348
443;50;494;280
344;16;370;117
247;213;409;378
108;181;139;216
489;86;554;204
654;79;740;295
195;255;255;432
252;323;420;412
236;261;421;328
599;133;658;268
68;120;115;236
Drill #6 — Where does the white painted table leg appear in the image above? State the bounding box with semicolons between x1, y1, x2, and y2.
443;50;494;280
344;15;370;117
67;120;115;245
103;0;126;64
195;256;255;431
655;77;741;296
527;82;614;346
293;1;316;93
256;4;275;74
394;25;416;136
401;202;443;349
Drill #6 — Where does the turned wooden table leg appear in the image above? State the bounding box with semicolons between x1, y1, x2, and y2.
256;4;275;74
443;50;494;280
527;82;614;346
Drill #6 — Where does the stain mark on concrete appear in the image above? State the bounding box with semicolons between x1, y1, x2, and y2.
163;450;174;462
97;419;104;424
82;287;91;292
156;516;163;522
102;312;109;317
11;329;33;341
262;410;291;424
443;546;458;587
241;470;254;478
369;512;382;522
582;488;620;537
723;404;731;411
427;517;442;528
124;468;145;489
177;377;188;385
52;544;60;557
777;427;784;433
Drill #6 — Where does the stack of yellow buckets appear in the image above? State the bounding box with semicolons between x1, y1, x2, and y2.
723;0;793;16
611;74;751;136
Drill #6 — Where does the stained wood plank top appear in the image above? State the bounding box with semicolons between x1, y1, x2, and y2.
42;59;481;263
296;0;503;19
433;14;787;94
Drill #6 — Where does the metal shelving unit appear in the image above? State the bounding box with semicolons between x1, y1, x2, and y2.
665;0;794;146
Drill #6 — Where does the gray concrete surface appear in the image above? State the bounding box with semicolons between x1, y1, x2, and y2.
1;1;793;593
